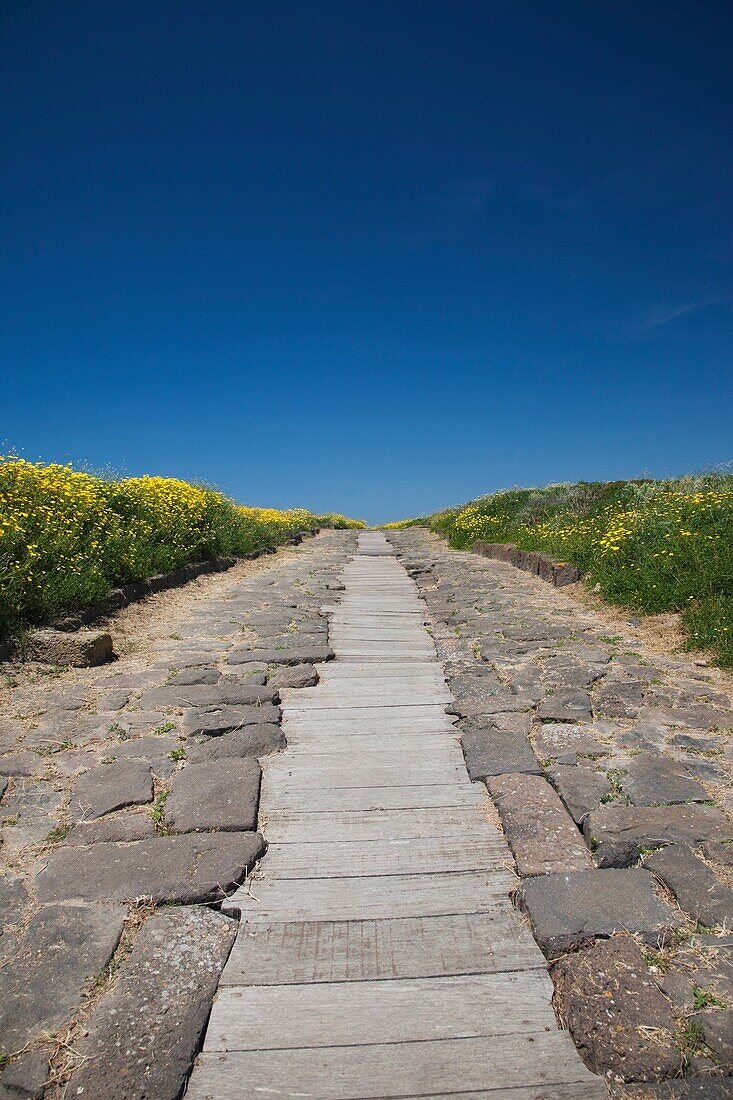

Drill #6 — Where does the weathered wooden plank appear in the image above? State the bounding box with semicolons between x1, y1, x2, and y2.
263;806;494;843
263;834;506;877
259;782;483;812
185;1034;605;1100
224;869;514;921
222;913;545;985
206;971;556;1050
282;747;462;764
263;762;470;791
187;530;600;1100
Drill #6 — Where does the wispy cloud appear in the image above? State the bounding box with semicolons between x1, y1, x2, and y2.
628;290;733;339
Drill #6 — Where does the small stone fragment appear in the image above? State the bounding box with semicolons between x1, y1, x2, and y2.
487;773;593;876
23;628;114;667
645;844;733;928
66;907;237;1100
518;868;682;955
165;758;261;833
552;936;680;1081
69;761;153;821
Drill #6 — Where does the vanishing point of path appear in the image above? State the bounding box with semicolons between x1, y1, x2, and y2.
187;532;604;1099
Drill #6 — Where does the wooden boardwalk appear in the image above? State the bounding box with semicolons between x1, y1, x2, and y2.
186;532;605;1099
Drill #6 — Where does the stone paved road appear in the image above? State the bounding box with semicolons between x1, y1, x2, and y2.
386;528;733;1092
0;531;356;1098
2;527;733;1096
187;532;605;1100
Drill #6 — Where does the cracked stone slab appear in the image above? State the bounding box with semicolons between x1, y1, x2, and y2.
446;691;535;718
37;832;265;904
0;902;125;1049
0;875;29;926
66;906;238;1100
533;722;613;762
167;668;222;686
186;724;285;763
138;682;278;711
517;868;683;955
460;727;541;780
537;690;593;722
645;844;733;928
182;703;281;738
639;704;733;730
583;804;733;868
69;761;153;821
0;751;44;777
165;758;261;833
619;753;709;807
111;735;182;778
0;1049;49;1099
268;664;319;689
228;645;335;666
691;1008;733;1069
487;773;593;876
65;811;157;846
546;764;612;825
593;680;646;719
552;936;680;1081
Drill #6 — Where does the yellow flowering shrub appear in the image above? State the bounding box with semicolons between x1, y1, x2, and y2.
390;477;733;666
0;457;363;638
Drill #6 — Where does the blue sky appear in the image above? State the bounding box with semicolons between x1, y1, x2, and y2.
1;2;731;523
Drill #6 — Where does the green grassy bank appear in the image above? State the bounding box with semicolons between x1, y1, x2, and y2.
386;475;733;667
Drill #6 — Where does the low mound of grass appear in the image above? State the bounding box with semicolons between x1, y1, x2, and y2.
0;457;364;640
386;475;733;667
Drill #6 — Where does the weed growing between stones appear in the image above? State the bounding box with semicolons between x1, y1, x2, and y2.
385;474;733;666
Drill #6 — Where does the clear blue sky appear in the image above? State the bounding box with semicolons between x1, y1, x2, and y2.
1;2;731;524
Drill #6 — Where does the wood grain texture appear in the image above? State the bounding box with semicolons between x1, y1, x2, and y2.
188;531;603;1100
186;1035;605;1100
222;914;545;985
224;869;515;921
263;834;507;877
205;972;557;1050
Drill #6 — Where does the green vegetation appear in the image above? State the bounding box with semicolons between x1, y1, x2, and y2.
386;475;733;666
0;456;364;641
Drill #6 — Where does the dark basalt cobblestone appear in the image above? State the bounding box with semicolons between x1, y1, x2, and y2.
0;530;357;1096
387;528;733;1087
